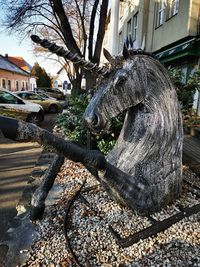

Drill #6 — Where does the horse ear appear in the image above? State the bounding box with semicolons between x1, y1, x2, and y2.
123;43;130;59
103;48;114;62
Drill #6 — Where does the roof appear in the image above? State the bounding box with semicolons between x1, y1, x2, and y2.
0;55;29;76
8;56;32;73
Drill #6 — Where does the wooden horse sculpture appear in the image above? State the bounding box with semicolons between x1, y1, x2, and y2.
84;48;183;214
0;36;183;217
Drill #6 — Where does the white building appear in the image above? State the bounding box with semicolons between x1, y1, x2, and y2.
53;66;71;95
103;0;200;114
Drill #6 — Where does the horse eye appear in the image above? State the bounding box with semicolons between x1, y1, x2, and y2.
116;77;126;86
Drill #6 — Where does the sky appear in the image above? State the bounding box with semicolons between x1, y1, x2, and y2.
0;15;59;76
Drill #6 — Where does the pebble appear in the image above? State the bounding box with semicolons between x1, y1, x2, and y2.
21;160;200;266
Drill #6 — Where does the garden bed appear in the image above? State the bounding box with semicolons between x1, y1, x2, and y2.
20;161;200;267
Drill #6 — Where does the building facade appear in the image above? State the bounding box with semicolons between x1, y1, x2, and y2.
0;55;30;91
8;56;37;91
53;65;72;95
104;0;200;112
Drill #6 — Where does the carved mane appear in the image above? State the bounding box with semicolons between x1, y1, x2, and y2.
84;52;183;214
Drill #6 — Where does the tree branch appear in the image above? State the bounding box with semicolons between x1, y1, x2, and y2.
88;0;99;61
50;0;82;56
74;0;87;57
93;0;108;64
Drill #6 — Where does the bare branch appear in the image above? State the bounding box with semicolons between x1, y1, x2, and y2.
49;0;82;56
93;0;108;64
88;0;99;60
74;0;87;57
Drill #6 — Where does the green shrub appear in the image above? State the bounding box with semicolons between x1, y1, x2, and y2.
95;114;124;154
57;93;123;154
57;94;88;145
168;67;200;129
168;67;200;113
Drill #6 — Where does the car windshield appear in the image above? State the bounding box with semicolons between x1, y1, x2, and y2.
18;93;43;101
0;91;20;104
38;93;50;99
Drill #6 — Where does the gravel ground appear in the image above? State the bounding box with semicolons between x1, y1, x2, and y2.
19;161;200;267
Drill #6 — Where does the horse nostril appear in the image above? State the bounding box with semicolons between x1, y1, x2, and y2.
91;114;99;126
85;113;100;128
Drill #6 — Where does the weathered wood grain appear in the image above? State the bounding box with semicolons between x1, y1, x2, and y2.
84;49;183;214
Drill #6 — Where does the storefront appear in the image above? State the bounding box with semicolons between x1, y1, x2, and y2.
154;37;200;114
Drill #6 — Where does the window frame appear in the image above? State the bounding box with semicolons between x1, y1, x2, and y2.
127;18;132;38
166;0;179;20
118;31;123;52
2;78;6;89
132;12;138;41
7;80;11;90
15;80;19;91
21;80;25;90
156;0;165;28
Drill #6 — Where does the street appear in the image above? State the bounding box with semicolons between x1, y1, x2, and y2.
0;113;58;242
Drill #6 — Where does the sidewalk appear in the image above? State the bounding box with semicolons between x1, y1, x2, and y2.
0;137;42;241
0;114;62;267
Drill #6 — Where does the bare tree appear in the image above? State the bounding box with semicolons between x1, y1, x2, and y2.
1;0;108;94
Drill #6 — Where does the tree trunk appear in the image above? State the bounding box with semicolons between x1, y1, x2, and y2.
71;67;82;96
85;71;97;92
71;77;82;96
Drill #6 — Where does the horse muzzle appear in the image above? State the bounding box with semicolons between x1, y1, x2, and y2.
84;112;106;135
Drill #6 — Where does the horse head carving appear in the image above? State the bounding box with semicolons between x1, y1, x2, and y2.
32;35;183;214
84;48;183;213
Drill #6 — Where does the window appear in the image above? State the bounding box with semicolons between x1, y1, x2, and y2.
127;19;132;38
132;13;138;41
166;0;179;19
28;93;42;100
15;81;19;90
22;81;25;90
0;91;18;104
8;80;11;90
156;0;165;27
2;79;6;89
19;93;42;100
118;31;123;52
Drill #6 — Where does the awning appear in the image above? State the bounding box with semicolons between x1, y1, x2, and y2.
154;38;197;60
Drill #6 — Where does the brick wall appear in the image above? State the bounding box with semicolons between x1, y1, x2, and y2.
0;69;30;91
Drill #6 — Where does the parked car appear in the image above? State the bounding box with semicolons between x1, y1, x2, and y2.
15;91;63;113
34;87;65;100
0;89;44;124
37;92;68;109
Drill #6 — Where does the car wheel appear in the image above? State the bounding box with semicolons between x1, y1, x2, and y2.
26;113;41;124
49;104;58;113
